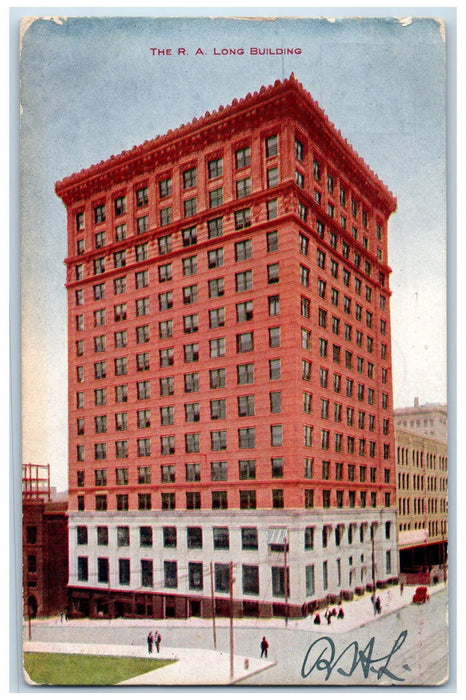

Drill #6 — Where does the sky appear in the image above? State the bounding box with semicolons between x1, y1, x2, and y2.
16;10;451;491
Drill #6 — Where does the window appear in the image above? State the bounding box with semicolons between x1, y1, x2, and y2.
136;493;151;511
270;391;282;414
184;373;198;393
137;216;148;234
210;368;226;389
117;526;130;547
237;363;254;384
240;490;256;509
237;332;253;353
95;231;106;249
271;424;283;446
208;248;223;269
267;199;278;220
242;527;258;550
95;495;107;511
268;294;280;316
304;425;313;447
186;492;201;510
236;177;252;199
138;466;151;484
211;430;227;451
160;435;175;455
269;358;281;380
235;208;251;230
268;263;279;284
135;243;148;262
159;263;172;282
272;457;283;478
235;146;251;169
211;461;227;481
94;309;106;327
265;134;278;157
184;343;199;363
159;348;174;368
213;527;229;550
114;357;127;376
141;559;153;587
237;300;253;323
302;359;312;381
136;380;150;400
209;308;225;329
94;444;107;461
238;459;256;481
208;157;223;179
266;230;278;252
77;526;88;545
185;462;201;482
159;320;173;338
267;167;279;188
183;167;197;189
160;406;175;425
184;314;199;334
239;427;255;449
236;270;253;292
77;557;88;582
163;527;177;548
272;566;289;597
188;562;203;590
182;226;197;247
185;432;200;453
208;217;223;239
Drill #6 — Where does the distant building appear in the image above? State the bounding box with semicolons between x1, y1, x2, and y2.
22;464;69;618
394;398;447;442
395;426;448;584
56;75;398;620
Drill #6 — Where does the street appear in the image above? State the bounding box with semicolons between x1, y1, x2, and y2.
24;588;448;687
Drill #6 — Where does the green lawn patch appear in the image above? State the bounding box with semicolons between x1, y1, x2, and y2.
24;652;176;686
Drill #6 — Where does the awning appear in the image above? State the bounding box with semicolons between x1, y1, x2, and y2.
268;528;288;545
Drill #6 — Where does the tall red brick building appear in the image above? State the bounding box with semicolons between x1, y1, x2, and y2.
56;75;398;619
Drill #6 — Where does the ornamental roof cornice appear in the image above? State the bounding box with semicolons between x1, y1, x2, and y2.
55;74;396;214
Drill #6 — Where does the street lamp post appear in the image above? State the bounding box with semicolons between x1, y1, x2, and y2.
229;561;235;680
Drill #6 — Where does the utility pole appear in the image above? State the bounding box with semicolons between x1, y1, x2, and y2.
229;561;234;680
210;562;217;649
284;536;288;627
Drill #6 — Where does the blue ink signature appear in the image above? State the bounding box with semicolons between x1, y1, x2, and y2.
301;630;409;682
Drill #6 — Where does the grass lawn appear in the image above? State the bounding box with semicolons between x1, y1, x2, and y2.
24;652;176;686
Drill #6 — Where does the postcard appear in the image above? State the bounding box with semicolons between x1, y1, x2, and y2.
18;12;450;687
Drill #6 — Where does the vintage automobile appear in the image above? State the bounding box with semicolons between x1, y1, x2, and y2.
412;586;430;604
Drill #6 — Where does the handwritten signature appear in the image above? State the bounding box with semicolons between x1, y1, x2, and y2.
301;630;409;682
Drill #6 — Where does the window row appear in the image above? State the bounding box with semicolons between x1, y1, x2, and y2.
76;487;392;512
75;425;286;461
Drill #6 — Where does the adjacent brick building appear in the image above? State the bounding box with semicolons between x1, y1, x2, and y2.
56;75;398;619
22;464;69;618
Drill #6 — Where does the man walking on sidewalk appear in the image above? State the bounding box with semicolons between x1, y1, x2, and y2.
260;637;269;658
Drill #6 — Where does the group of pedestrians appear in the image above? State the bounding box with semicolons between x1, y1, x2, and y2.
313;606;345;625
147;630;162;653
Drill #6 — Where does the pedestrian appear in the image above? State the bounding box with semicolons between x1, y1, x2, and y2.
147;631;153;654
59;611;64;623
400;581;404;596
338;607;344;619
376;596;381;614
314;613;321;625
260;636;269;658
155;630;161;653
325;608;332;625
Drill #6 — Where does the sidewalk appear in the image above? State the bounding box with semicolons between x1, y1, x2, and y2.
27;581;447;636
23;640;276;685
